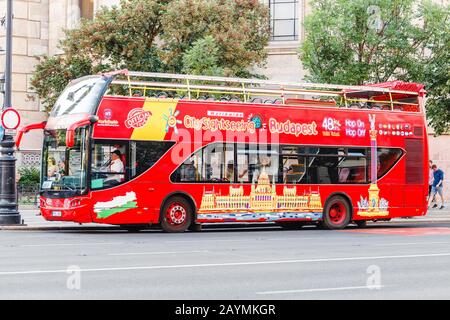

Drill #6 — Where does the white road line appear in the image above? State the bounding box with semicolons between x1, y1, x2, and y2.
108;250;209;256
1;252;450;276
20;242;123;247
165;237;317;243
256;285;385;295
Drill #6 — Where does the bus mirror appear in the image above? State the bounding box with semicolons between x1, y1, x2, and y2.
15;121;47;150
66;116;98;148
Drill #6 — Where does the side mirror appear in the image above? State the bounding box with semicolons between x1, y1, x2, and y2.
66;115;98;148
15;121;47;149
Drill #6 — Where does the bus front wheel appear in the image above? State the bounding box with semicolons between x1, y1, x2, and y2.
321;196;351;230
160;196;193;233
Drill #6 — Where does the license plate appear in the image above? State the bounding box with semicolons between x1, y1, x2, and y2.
52;211;62;217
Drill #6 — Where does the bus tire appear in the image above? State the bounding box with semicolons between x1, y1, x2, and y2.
160;196;193;233
276;221;306;229
354;220;367;228
322;195;351;230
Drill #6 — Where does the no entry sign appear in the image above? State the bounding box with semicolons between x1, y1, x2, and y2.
1;108;21;130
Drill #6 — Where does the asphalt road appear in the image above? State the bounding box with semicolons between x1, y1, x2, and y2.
1;222;450;299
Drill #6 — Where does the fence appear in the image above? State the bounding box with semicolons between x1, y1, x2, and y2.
17;185;39;207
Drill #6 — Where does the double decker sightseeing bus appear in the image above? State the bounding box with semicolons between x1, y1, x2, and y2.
17;71;428;232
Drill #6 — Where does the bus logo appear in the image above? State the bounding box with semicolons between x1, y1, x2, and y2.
125;108;152;128
104;108;113;120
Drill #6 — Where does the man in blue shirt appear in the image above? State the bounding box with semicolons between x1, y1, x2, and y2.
428;164;445;209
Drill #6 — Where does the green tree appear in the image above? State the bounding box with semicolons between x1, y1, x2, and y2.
300;0;449;134
31;0;270;111
182;36;224;76
161;0;270;77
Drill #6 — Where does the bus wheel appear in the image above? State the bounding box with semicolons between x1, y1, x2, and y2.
354;220;367;228
322;196;351;230
161;197;192;233
276;221;306;229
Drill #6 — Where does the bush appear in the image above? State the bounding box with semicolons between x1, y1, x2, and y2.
18;167;41;187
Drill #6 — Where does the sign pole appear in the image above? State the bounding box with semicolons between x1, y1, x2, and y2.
0;0;21;225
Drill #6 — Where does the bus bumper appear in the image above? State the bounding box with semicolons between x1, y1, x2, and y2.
39;197;93;224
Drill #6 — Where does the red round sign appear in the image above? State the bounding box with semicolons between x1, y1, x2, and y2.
1;108;21;130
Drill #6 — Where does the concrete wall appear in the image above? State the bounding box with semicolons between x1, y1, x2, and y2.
429;134;450;200
0;0;48;152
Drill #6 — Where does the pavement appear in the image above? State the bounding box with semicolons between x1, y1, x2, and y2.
2;203;450;230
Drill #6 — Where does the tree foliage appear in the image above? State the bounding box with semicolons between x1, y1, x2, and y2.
31;0;270;110
300;0;449;134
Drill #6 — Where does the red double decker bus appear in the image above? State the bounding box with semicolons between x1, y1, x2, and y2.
17;71;428;232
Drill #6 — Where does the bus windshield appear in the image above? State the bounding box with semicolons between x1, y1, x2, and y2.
41;128;89;194
50;75;109;117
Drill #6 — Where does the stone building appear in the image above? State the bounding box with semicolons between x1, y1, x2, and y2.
0;0;448;199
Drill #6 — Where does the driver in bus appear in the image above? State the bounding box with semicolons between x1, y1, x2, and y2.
105;150;125;183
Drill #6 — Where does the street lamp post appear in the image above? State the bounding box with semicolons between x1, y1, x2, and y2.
0;0;21;225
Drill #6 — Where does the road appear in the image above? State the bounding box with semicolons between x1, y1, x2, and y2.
1;221;450;300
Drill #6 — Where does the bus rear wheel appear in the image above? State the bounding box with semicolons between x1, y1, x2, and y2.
321;196;351;230
276;221;306;229
160;196;192;233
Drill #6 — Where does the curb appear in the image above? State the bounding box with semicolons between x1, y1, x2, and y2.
0;225;122;231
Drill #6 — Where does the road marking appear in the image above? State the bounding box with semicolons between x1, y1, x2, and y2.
165;237;317;243
108;250;209;256
1;252;450;276
256;285;385;295
20;242;123;247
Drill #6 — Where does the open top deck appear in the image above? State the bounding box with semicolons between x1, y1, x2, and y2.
108;70;425;113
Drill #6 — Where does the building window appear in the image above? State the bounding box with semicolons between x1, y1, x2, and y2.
80;0;94;20
269;0;299;41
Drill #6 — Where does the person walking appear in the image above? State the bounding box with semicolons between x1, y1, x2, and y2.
429;160;435;204
428;164;445;209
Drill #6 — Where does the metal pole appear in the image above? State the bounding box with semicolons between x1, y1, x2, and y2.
0;0;21;225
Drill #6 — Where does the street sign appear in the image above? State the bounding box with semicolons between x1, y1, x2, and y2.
1;108;20;130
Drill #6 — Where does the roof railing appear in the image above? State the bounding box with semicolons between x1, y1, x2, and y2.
108;70;422;112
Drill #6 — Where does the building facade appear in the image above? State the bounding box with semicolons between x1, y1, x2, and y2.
0;0;448;199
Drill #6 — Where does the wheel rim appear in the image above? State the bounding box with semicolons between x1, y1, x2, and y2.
165;203;187;226
329;202;347;225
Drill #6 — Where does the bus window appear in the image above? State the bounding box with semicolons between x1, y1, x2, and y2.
203;143;227;182
376;148;403;178
178;153;202;182
173;143;235;183
280;145;307;184
129;141;175;179
91;142;127;189
237;144;278;183
338;156;367;183
307;156;340;184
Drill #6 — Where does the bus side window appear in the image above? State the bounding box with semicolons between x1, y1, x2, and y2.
130;141;175;179
91;142;127;189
